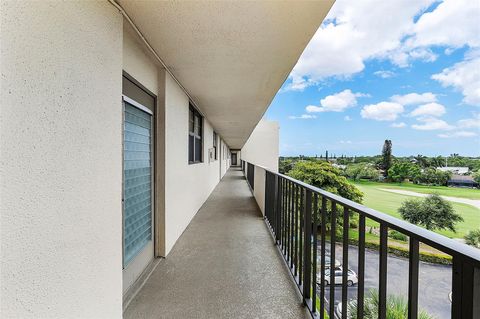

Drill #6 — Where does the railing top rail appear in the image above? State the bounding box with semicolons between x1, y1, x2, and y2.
253;162;480;264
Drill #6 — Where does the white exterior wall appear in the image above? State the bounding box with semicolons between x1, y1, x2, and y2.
220;138;231;178
0;2;123;318
253;166;266;215
123;23;159;93
241;120;279;172
164;73;223;254
122;22;159;295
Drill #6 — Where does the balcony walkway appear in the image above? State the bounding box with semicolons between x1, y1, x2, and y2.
124;168;309;319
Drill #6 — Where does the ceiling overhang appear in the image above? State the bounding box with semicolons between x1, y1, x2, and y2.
117;0;334;148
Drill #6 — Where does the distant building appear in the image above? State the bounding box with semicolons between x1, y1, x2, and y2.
437;166;469;175
332;163;346;169
447;174;478;188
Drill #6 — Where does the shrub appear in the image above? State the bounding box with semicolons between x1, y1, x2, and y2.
464;229;480;248
388;230;408;242
346;237;452;265
347;289;434;318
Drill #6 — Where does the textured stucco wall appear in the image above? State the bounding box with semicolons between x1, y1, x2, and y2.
164;73;222;255
122;20;158;294
220;138;231;178
123;23;159;93
253;166;266;215
241;120;279;172
0;1;123;318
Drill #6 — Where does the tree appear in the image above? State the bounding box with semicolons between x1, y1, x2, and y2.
413;168;451;186
473;171;480;184
381;140;392;176
464;229;480;248
399;194;463;232
288;161;363;235
414;154;429;168
288;161;363;203
387;162;421;182
345;163;381;181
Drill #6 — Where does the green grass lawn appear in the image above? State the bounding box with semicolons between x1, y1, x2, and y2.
352;181;480;239
355;180;480;200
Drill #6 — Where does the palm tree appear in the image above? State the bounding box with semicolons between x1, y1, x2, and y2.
345;290;434;319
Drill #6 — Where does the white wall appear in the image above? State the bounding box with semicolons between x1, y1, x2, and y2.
122;21;159;295
241;119;279;172
123;23;159;93
253;166;266;215
164;73;222;255
0;1;123;318
220;138;231;178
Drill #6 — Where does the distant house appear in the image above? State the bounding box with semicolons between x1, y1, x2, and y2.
447;174;478;188
437;166;469;175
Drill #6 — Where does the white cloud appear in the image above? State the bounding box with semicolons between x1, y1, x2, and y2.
288;114;317;120
340;140;352;144
438;131;477;138
409;102;446;117
457;116;480;129
284;0;435;90
374;70;396;78
431;53;480;105
391;122;407;128
390;92;437;105
411;117;454;130
406;0;480;50
306;89;368;113
344;115;352;121
283;0;480;91
361;102;404;121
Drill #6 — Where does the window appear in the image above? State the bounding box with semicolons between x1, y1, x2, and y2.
189;105;203;163
213;131;218;160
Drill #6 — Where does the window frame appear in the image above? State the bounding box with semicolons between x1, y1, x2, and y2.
189;104;203;164
213;131;218;160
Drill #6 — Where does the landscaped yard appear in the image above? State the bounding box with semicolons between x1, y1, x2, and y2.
352;181;480;239
355;180;480;200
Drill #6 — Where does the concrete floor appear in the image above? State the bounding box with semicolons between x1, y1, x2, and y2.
124;168;310;319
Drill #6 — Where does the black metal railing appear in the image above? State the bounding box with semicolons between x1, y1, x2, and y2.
246;161;479;319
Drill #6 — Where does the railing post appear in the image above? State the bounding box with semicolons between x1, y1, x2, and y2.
303;189;312;303
452;256;479;319
379;224;388;319
275;175;282;244
408;238;419;319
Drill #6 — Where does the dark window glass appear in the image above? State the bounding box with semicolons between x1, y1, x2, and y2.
189;104;203;163
189;135;194;162
189;109;194;133
213;132;218;160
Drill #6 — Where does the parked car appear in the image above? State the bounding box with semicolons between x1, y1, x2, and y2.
316;255;341;269
317;267;358;286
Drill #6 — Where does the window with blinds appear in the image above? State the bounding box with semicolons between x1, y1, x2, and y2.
123;101;152;267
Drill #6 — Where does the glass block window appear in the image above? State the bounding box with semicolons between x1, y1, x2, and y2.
123;101;152;267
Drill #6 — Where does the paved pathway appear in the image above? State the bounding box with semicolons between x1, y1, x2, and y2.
124;168;309;319
379;188;480;209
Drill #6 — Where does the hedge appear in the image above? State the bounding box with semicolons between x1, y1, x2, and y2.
347;237;452;265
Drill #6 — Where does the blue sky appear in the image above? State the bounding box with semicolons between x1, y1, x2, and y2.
264;0;480;157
